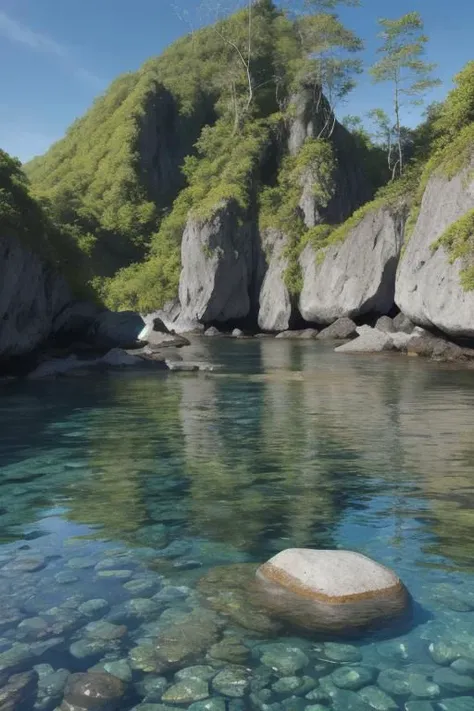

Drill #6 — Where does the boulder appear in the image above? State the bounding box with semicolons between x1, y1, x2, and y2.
204;326;222;337
392;313;415;334
142;301;204;336
299;328;318;339
406;328;474;362
396;161;474;338
60;672;125;711
232;329;244;338
52;301;102;344
0;233;71;361
179;201;259;324
317;317;357;341
299;207;405;324
138;326;190;348
375;316;395;333
335;326;395;354
258;229;292;332
256;549;409;633
275;330;303;339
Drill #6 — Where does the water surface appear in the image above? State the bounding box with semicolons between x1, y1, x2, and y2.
1;339;474;710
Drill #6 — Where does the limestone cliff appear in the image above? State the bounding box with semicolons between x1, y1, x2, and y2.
395;159;474;338
299;206;406;325
0;233;71;362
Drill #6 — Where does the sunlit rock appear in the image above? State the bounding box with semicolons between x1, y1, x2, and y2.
256;549;409;633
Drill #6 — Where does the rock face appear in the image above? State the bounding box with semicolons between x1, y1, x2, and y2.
179;202;261;324
0;234;71;362
256;548;409;633
258;229;292;332
396;161;474;337
299;207;405;325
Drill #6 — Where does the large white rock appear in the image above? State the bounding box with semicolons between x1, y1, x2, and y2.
299;207;404;324
396;161;474;337
258;229;292;332
256;548;409;633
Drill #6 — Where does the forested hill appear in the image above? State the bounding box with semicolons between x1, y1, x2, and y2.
24;0;384;311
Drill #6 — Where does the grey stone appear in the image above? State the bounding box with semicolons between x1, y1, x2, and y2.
204;327;222;338
212;667;251;697
123;578;158;597
299;207;404;325
375;316;395;333
451;657;474;674
161;678;209;704
432;667;474;693
317;317;357;340
392;313;414;333
377;669;411;697
84;621;127;641
0;233;71;360
188;700;226;711
96;570;132;580
78;600;109;618
174;666;216;683
135;675;168;702
330;689;373;711
232;328;244;338
281;696;307;711
55;572;80;585
258;229;292;333
357;685;397;711
405;703;435;711
94;660;132;684
324;643;363;664
331;666;375;691
428;641;461;666
407;673;440;699
335;326;395;354
260;643;309;675
61;671;125;710
438;699;474;711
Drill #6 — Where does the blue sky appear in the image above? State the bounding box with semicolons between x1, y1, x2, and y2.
1;0;473;164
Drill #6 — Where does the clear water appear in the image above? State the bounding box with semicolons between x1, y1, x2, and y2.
1;338;474;711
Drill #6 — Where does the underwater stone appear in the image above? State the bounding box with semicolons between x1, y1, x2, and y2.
212;666;251;697
432;667;474;693
407;673;440;699
96;570;132;580
84;621;127;641
259;643;309;675
208;638;249;665
61;671;125;710
323;643;362;664
174;667;216;683
330;689;373;711
123;578;158;597
331;666;375;691
358;685;398;711
438;699;474;711
78;600;109;618
377;669;411;697
256;549;409;633
135;675;168;701
451;658;474;674
428;641;461;665
0;670;38;711
161;678;209;704
281;696;307;711
188;699;226;711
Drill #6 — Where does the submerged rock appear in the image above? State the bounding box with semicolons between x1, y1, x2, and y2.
162;678;209;704
0;670;38;711
212;666;251;697
255;549;409;633
60;672;125;710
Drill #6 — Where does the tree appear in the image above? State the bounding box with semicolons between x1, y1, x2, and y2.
370;12;440;177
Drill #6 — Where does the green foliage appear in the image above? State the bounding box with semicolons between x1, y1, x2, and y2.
431;209;474;290
259;137;336;294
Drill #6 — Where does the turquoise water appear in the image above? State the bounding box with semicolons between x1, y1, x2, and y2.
1;338;474;710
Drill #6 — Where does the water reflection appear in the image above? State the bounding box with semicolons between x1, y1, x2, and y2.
1;341;474;573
